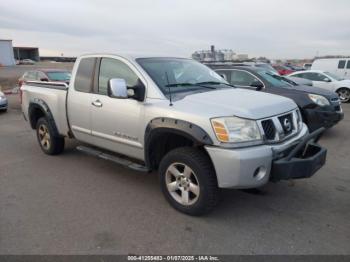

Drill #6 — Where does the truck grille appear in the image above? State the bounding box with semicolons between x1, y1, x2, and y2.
261;119;276;140
278;113;294;135
258;110;300;143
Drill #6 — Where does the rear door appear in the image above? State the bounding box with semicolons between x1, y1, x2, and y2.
67;57;96;143
337;60;346;78
90;57;145;160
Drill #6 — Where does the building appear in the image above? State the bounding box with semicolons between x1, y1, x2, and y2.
234;54;249;61
191;45;249;63
0;39;16;66
13;46;40;61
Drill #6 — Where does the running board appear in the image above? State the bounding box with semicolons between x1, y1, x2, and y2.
76;145;149;172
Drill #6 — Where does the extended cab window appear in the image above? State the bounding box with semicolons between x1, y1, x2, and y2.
98;58;139;95
347;61;350;69
74;57;96;93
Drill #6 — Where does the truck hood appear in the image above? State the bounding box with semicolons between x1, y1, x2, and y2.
177;88;297;120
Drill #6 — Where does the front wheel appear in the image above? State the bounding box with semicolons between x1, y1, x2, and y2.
159;147;220;216
337;88;350;103
36;117;65;155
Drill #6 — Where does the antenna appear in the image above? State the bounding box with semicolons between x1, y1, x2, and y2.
165;72;173;106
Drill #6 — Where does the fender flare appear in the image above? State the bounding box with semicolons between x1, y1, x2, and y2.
144;117;213;168
28;99;60;137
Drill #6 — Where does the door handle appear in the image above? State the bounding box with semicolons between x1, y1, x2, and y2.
92;100;103;107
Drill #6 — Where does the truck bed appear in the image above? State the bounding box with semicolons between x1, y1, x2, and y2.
21;81;70;136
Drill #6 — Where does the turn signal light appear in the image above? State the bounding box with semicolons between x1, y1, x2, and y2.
212;120;229;142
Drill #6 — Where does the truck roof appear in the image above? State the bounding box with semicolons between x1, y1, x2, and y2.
78;53;190;61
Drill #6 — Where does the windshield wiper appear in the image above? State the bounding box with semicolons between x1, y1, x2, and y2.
165;82;216;89
165;83;196;87
195;81;235;88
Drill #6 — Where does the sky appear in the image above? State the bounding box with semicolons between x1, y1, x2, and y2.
0;0;349;59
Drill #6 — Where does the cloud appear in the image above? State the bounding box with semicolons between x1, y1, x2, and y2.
0;0;349;58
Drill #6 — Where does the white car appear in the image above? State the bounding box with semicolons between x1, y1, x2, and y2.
19;59;36;65
0;91;8;112
312;58;350;79
289;70;350;103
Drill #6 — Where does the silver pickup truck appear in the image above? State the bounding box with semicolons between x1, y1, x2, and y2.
21;54;327;215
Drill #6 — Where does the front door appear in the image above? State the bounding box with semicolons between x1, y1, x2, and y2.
300;72;331;90
90;57;145;160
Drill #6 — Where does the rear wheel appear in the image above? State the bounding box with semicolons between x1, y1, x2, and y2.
36;117;65;155
159;147;220;216
337;88;350;103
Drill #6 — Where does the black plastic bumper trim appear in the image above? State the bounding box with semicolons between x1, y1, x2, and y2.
270;128;327;182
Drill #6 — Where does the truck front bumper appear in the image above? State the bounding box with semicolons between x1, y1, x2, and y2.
205;125;327;189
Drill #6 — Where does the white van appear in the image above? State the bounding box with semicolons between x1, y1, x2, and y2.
312;58;350;79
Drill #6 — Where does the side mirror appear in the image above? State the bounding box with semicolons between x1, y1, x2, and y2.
107;78;128;99
40;78;49;82
219;74;227;80
127;79;146;102
250;80;264;90
323;78;331;82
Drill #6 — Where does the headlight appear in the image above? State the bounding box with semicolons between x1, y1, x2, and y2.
295;109;303;131
211;116;262;144
308;94;330;106
0;96;5;100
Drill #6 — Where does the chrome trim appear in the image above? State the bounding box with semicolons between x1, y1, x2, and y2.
26;81;69;90
258;109;301;144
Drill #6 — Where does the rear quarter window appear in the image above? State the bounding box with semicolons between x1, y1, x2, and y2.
74;57;96;92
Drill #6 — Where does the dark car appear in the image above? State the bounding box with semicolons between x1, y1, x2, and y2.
18;69;71;87
209;65;344;132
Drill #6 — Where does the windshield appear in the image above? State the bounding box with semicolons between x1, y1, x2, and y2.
324;71;344;81
46;72;71;81
137;58;229;94
257;70;293;88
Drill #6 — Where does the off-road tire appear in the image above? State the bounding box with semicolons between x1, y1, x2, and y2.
36;117;65;155
159;147;220;216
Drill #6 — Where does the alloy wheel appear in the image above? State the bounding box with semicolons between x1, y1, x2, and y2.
338;89;350;102
165;163;200;206
38;124;51;150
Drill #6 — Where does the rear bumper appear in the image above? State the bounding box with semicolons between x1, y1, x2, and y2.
205;125;327;189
